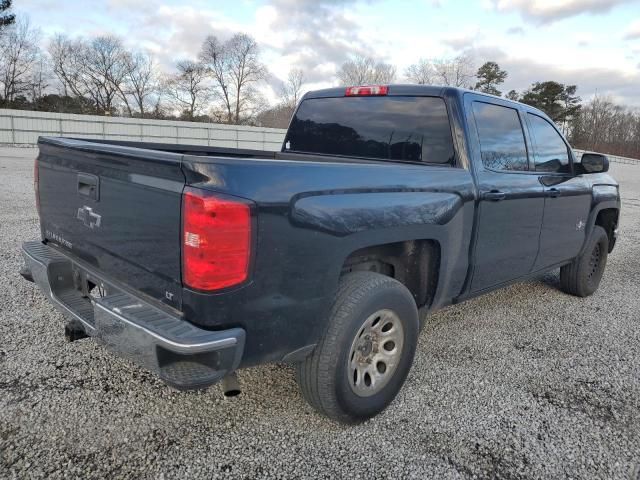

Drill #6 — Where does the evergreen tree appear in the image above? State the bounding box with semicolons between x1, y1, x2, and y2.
0;0;15;29
520;81;581;128
506;90;519;101
475;61;507;96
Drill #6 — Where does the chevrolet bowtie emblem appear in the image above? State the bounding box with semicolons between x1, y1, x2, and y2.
77;205;102;229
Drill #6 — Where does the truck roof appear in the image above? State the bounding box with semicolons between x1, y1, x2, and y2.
302;84;547;121
303;84;449;99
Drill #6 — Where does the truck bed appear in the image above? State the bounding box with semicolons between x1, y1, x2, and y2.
35;135;474;367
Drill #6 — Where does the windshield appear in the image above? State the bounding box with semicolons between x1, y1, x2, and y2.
284;96;455;165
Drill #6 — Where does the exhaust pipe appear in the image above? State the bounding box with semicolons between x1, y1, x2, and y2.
64;321;89;342
20;265;34;283
221;372;241;397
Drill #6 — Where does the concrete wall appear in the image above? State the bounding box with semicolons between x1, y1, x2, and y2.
0;109;287;151
1;109;638;164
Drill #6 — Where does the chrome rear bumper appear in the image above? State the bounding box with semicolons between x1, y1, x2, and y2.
22;240;245;390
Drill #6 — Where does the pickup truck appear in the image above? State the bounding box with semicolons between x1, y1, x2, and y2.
21;85;620;423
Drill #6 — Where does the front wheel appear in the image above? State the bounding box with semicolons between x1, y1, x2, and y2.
560;225;609;297
296;272;419;423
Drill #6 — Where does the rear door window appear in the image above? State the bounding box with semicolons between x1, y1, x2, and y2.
527;113;571;173
284;96;455;165
472;102;529;172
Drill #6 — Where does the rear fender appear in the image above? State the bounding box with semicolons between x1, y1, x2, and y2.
291;191;472;311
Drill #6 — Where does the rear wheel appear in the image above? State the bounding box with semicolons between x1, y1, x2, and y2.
296;272;419;423
560;225;609;297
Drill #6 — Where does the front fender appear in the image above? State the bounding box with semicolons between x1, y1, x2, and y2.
580;184;620;255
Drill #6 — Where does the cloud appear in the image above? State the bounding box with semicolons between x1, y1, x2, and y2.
442;31;481;49
16;0;640;109
472;45;640;106
264;0;382;83
623;19;640;40
488;0;636;24
113;0;378;85
574;33;592;47
506;26;525;35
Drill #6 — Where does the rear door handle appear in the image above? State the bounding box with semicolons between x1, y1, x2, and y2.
547;188;561;198
482;191;506;201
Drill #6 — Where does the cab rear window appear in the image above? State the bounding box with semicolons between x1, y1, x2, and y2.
284;96;455;165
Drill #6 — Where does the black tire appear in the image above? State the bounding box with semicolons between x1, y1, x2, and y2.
296;271;419;423
560;225;609;297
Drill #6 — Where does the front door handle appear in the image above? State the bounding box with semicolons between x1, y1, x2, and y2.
547;188;561;198
483;191;506;201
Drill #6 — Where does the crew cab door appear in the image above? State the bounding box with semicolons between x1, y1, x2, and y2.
465;97;545;292
524;112;592;269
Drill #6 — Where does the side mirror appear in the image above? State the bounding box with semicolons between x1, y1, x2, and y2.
579;153;609;174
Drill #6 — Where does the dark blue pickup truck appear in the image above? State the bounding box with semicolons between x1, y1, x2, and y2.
21;85;620;423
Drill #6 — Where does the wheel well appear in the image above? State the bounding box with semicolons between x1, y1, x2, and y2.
341;240;440;308
595;208;618;252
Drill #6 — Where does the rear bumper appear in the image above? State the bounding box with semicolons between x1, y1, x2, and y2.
21;240;245;390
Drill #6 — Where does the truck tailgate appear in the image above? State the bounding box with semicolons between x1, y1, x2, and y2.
36;138;186;309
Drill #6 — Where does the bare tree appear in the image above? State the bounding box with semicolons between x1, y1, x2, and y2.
82;35;131;115
199;35;232;121
0;17;41;103
28;56;49;104
404;58;435;85
227;33;266;124
164;60;211;120
432;52;475;88
123;51;158;117
200;33;267;124
255;103;296;129
336;55;396;85
568;93;640;158
280;68;305;108
48;34;88;99
48;34;131;114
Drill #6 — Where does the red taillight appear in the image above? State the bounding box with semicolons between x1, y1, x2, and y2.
182;187;252;291
345;85;388;96
34;158;40;216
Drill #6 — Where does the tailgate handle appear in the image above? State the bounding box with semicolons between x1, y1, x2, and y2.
77;173;99;201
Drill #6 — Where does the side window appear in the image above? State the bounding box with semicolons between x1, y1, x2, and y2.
527;113;570;173
472;102;528;171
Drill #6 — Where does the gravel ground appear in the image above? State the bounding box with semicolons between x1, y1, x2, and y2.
1;147;639;479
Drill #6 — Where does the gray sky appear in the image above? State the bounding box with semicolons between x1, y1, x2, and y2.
15;0;640;106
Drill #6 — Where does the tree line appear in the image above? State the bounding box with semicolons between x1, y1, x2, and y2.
0;6;638;158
